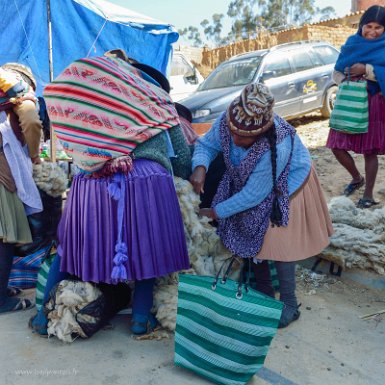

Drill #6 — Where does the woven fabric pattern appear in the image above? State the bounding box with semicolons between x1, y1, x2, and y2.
175;274;283;385
8;245;50;289
329;81;368;134
44;56;179;173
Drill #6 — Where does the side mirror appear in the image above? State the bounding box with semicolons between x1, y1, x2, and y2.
184;68;198;85
261;70;276;82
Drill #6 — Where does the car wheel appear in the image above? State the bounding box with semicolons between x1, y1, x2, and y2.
320;86;338;118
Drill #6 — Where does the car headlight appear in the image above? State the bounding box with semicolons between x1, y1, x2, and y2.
192;109;210;119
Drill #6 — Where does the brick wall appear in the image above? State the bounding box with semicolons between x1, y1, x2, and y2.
200;25;355;72
352;0;385;11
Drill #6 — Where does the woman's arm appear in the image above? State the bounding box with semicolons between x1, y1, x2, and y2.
190;115;223;194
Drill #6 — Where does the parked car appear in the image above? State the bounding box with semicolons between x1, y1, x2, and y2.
180;41;339;123
169;52;204;102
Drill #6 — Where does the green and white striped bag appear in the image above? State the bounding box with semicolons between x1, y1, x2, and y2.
175;268;283;385
35;248;56;312
329;80;368;134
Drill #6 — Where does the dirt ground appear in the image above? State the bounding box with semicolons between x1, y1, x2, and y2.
290;113;385;204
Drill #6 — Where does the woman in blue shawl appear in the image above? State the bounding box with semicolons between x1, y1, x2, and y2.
326;5;385;208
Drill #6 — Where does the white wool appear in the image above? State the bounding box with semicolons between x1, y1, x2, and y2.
46;280;102;342
322;197;385;274
32;161;68;197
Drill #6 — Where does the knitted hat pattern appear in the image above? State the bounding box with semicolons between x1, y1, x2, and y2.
227;82;275;137
1;62;37;91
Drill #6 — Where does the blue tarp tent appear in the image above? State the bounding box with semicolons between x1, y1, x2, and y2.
0;0;179;94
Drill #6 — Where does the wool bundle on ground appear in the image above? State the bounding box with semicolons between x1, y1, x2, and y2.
153;177;242;331
32;161;68;197
46;280;103;343
321;196;385;274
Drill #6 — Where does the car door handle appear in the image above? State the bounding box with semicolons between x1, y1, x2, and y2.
288;82;295;88
321;74;329;78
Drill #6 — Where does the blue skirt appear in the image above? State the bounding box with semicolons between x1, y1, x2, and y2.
58;159;189;283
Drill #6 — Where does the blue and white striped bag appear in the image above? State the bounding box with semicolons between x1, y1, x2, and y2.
8;245;51;289
175;262;283;385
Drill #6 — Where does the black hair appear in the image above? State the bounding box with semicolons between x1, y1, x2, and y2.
358;5;385;35
174;102;192;122
131;63;171;93
264;123;282;227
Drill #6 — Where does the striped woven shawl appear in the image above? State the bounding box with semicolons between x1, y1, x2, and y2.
44;56;179;173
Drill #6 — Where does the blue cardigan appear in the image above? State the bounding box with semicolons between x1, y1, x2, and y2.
192;114;312;219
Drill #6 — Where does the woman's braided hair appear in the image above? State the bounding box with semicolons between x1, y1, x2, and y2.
264;123;282;227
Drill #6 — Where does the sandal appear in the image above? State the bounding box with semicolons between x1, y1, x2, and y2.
6;287;22;297
0;298;34;314
357;198;379;209
343;177;365;196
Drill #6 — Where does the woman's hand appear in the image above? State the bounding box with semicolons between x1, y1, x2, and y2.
31;156;42;164
189;166;206;194
344;63;366;77
199;208;218;220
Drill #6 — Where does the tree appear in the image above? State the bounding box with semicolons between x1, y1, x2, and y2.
200;14;227;46
180;0;337;47
227;0;263;39
178;26;203;47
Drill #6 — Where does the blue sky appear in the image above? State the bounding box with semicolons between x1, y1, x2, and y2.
110;0;352;34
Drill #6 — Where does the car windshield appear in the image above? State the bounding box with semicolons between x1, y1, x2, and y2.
199;56;263;91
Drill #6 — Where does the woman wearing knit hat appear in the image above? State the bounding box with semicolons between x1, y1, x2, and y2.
0;63;43;313
190;82;333;328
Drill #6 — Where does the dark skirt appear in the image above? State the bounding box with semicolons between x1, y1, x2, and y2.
58;159;189;283
326;92;385;155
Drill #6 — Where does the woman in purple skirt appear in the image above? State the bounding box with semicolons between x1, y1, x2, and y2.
326;5;385;208
41;53;191;335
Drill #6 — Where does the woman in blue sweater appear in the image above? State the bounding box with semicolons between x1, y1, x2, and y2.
190;83;333;328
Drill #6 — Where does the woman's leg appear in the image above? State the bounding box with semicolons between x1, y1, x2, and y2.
0;242;14;305
252;260;275;298
363;154;378;200
275;261;300;328
131;278;157;335
0;241;32;312
331;148;362;182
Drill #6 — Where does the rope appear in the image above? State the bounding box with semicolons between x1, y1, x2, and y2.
86;18;108;57
12;0;43;83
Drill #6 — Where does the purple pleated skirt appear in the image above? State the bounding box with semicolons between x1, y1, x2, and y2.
58;159;189;283
326;92;385;155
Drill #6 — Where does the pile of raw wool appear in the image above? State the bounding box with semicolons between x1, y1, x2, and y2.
321;196;385;274
33;161;68;197
46;280;102;343
153;177;242;331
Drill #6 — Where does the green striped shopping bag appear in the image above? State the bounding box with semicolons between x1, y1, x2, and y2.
35;245;56;311
329;80;368;134
175;260;283;385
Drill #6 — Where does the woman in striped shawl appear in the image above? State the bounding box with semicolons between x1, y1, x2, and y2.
31;52;191;336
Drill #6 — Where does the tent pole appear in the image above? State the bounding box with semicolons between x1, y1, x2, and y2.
46;0;54;82
46;0;56;161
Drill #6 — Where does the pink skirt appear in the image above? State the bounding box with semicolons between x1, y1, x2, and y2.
256;167;334;262
326;92;385;155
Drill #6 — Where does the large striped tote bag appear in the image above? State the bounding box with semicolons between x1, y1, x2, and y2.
175;259;283;385
329;80;368;134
